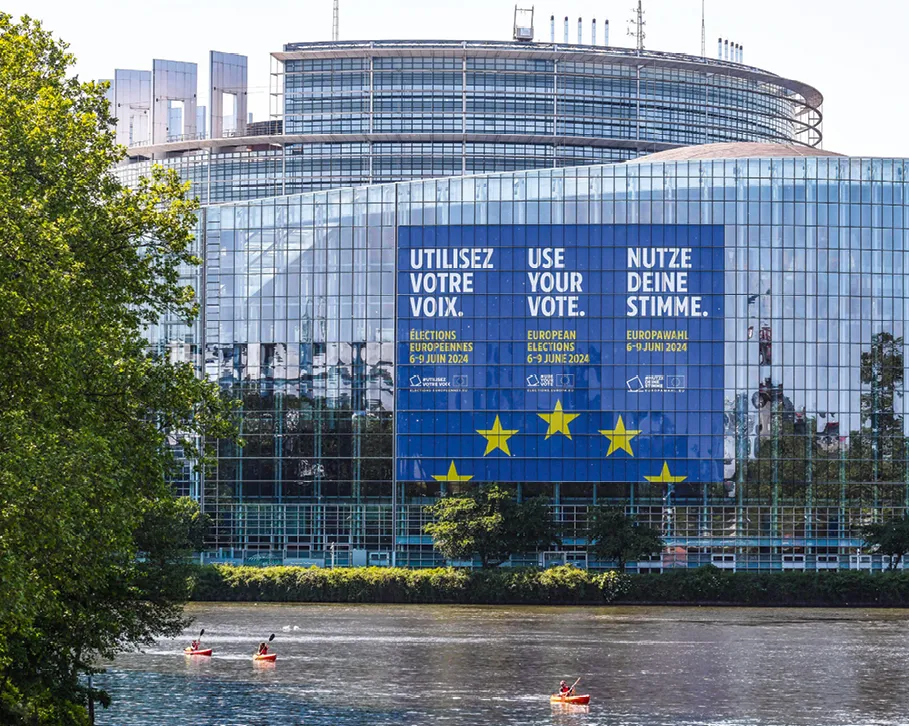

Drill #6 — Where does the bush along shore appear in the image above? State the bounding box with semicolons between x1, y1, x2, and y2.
189;565;909;607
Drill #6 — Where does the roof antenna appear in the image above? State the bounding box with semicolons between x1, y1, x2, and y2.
627;0;646;51
332;0;339;41
700;0;706;56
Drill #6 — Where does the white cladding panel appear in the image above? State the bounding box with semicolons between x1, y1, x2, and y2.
209;51;248;138
113;69;151;147
151;59;198;144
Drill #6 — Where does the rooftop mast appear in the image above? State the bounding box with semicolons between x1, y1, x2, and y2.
627;1;646;51
332;0;339;41
701;0;706;56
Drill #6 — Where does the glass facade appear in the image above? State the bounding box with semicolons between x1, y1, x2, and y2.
178;153;909;571
115;40;822;203
281;49;804;144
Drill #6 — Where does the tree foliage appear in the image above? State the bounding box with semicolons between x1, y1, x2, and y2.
863;516;909;570
0;14;235;724
424;485;560;567
587;507;664;569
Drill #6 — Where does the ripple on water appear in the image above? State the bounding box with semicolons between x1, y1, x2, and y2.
95;604;909;726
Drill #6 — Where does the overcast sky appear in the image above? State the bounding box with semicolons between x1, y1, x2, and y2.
11;0;905;157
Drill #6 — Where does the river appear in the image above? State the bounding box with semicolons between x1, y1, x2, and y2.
95;603;909;725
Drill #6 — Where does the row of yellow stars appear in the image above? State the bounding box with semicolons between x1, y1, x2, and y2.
477;402;641;457
427;399;688;484
431;460;686;484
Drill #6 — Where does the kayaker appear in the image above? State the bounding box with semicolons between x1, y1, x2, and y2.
189;639;201;651
257;642;269;656
558;680;574;697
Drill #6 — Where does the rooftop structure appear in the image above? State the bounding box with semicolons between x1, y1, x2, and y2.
110;39;823;203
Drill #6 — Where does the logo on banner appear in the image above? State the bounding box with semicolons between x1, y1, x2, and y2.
627;374;686;393
527;373;576;390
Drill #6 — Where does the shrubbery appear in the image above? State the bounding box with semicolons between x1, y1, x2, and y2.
191;565;909;607
620;567;909;606
191;564;626;604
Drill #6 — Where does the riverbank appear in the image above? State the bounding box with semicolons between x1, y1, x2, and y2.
189;565;909;606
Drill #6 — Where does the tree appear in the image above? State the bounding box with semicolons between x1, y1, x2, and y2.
862;516;909;570
424;485;559;567
0;15;235;724
587;507;664;570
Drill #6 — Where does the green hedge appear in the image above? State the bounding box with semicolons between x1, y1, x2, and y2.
188;565;909;606
189;565;628;604
619;567;909;606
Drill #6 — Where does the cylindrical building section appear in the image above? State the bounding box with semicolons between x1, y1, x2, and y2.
550;15;555;43
717;37;722;59
724;39;729;60
578;17;582;45
116;40;824;200
604;19;609;46
563;17;568;43
592;19;596;46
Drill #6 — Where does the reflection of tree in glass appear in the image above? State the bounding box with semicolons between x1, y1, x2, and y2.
854;332;904;481
740;332;909;507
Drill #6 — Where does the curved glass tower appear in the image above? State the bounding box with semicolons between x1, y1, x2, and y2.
115;40;823;204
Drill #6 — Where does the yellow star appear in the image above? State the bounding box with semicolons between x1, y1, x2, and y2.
477;415;519;456
431;461;473;482
599;415;641;457
537;400;580;440
644;462;687;484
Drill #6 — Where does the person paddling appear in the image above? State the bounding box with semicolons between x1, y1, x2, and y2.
188;628;205;652
558;678;580;697
254;633;276;661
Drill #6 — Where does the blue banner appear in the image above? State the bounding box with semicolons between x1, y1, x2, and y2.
395;225;724;487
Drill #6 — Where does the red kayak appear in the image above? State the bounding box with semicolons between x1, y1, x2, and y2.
184;648;213;657
550;694;590;705
254;653;277;662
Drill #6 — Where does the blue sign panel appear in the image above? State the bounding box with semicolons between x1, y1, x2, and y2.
395;225;724;489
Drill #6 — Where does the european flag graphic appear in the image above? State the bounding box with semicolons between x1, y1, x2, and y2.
396;225;725;485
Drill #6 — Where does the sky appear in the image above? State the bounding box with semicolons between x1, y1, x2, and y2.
11;0;907;157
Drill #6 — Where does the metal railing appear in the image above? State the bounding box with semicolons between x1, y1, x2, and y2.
203;501;895;567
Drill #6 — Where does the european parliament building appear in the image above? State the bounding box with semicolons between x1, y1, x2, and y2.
108;34;909;571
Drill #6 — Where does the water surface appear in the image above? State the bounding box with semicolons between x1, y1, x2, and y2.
97;603;909;725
